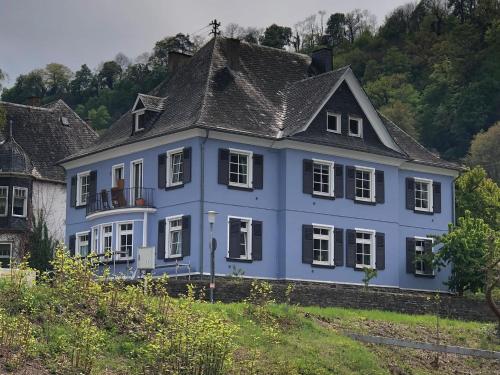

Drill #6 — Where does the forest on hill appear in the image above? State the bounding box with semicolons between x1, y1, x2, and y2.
0;0;499;178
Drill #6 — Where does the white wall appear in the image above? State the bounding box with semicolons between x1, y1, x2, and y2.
32;181;66;242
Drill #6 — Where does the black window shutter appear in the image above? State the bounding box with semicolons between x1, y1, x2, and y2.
182;215;191;257
158;153;166;188
218;149;229;185
423;239;434;275
228;218;241;258
303;159;313;194
334;228;344;266
69;234;76;256
375;170;385;204
183;147;192;184
375;232;385;270
157;219;166;260
302;224;313;264
334;164;344;198
405;177;415;210
433;182;441;213
88;230;92;253
89;170;97;204
346;229;356;267
406;237;416;273
253;154;264;189
70;176;77;207
345;166;355;200
252;220;263;261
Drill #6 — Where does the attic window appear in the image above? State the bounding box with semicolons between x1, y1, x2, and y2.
134;110;145;132
60;116;70;126
326;112;341;133
348;116;362;138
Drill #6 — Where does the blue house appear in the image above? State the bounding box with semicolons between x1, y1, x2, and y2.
61;38;461;291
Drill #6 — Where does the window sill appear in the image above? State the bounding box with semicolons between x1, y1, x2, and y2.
11;215;27;219
75;204;87;209
414;272;436;278
312;193;335;200
354;199;376;206
164;256;184;262
225;257;253;263
413;209;434;215
311;263;336;269
165;184;184;191
227;185;254;192
354;266;374;271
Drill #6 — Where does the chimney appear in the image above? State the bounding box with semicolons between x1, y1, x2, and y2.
311;47;333;74
168;51;192;73
26;96;41;107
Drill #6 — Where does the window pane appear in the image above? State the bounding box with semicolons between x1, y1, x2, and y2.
327;114;338;131
349;119;359;134
0;188;7;215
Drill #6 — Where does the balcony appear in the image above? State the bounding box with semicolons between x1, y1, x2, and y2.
86;187;155;217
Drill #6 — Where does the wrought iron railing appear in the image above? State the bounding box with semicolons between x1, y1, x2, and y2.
86;187;155;216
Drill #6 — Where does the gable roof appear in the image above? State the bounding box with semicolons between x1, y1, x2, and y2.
0;100;98;182
62;37;461;171
132;94;166;113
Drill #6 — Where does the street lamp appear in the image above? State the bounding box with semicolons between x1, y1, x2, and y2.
207;210;218;303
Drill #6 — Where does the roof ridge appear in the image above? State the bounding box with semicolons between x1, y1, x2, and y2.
0;101;53;112
287;65;350;87
194;37;218;128
224;36;311;61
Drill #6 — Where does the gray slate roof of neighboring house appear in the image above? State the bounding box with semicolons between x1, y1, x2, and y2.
0;100;98;182
63;37;461;170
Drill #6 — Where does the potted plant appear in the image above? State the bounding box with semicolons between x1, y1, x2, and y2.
135;197;145;206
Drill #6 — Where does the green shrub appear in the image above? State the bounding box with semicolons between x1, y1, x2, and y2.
0;308;37;369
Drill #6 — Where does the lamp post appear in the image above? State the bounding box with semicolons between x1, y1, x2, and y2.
207;210;218;303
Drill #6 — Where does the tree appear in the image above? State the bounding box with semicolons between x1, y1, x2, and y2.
98;61;122;89
0;68;5;92
455;167;500;230
259;24;292;49
484;232;500;332
114;53;131;70
468;121;500;183
326;13;347;47
1;69;46;104
87;105;111;130
150;33;195;67
224;23;244;38
44;63;72;96
70;64;95;98
344;9;376;43
28;211;56;272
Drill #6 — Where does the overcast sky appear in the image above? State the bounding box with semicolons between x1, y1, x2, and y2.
0;0;408;87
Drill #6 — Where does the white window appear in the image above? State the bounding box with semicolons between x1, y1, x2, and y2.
76;232;89;257
166;216;183;258
131;159;143;201
134;110;145;132
167;148;184;187
326;112;341;133
92;226;99;254
355;229;375;269
348;116;363;137
227;216;252;260
229;149;253;188
117;222;133;259
77;171;90;206
102;224;113;258
415;178;433;212
355;166;375;202
0;187;8;216
313;224;334;265
12;187;28;217
111;164;124;188
415;239;425;275
313;159;334;197
0;243;12;267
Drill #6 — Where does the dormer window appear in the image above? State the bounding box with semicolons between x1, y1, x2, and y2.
348;116;362;137
326;112;341;133
131;93;166;134
134;110;145;132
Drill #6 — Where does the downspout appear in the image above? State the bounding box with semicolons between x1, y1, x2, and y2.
199;129;210;277
452;177;457;227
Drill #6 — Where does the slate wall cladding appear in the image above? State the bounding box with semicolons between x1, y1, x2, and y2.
0;176;32;231
158;278;497;322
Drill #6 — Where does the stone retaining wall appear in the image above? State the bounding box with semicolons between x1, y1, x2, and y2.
155;277;497;322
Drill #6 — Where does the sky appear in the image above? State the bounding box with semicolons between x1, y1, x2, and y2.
0;0;409;87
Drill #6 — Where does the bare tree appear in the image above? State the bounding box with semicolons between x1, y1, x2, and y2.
114;53;131;70
318;10;327;35
224;23;244;38
345;9;376;43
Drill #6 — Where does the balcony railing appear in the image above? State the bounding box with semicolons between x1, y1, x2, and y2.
86;187;155;216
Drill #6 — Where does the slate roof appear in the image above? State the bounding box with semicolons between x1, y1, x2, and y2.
0;100;98;182
63;37;460;171
134;94;166;112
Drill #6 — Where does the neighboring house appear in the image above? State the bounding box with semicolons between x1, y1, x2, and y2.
61;37;461;291
0;100;98;266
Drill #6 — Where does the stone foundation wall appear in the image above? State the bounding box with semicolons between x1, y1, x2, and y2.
155;277;497;323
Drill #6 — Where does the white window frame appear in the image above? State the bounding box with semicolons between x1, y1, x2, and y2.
414;177;433;213
111;163;125;188
166;215;183;259
354;166;375;203
116;221;134;260
0;186;8;217
355;228;376;269
12;186;28;218
0;242;12;265
312;159;335;197
228;148;253;189
75;231;90;258
130;159;144;202
166;147;184;188
91;226;99;254
326;112;341;134
227;215;253;260
312;223;335;266
348;116;363;137
134;109;145;132
101;224;114;259
414;236;435;275
76;170;91;206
